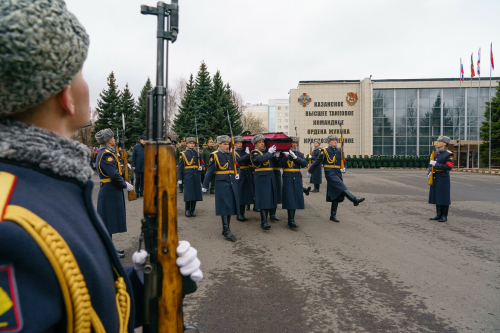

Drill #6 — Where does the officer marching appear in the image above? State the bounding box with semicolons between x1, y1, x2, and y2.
250;134;279;230
308;135;365;222
177;137;204;217
428;135;454;222
95;128;134;258
202;135;240;241
234;136;254;222
175;137;187;192
202;138;217;194
279;136;308;229
309;139;322;192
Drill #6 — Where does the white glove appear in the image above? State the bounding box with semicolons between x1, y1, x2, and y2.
176;241;203;282
177;180;182;184
245;147;250;154
132;249;148;283
430;160;437;166
307;172;312;177
308;155;312;159
341;168;346;173
274;152;280;158
230;148;232;152
202;188;208;193
126;182;134;192
289;150;297;159
198;166;203;171
235;174;240;180
127;163;132;169
283;151;290;156
268;145;277;154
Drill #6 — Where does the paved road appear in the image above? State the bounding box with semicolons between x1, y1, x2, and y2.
92;169;500;332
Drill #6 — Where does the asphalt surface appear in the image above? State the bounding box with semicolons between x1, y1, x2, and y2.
92;169;500;333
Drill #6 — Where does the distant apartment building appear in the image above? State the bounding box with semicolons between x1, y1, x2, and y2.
244;99;290;134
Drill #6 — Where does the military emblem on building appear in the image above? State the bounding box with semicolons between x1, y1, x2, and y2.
298;93;311;107
346;92;358;106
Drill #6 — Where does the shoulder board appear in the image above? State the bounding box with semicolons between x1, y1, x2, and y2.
105;149;111;153
447;150;453;154
0;172;17;220
210;151;218;155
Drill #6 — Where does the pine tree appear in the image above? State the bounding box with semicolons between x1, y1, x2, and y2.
120;83;137;148
224;83;243;136
172;74;196;140
92;72;121;145
480;83;500;166
192;61;212;142
203;70;227;138
129;78;152;144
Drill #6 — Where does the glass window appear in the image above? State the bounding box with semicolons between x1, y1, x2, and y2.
396;146;406;155
285;113;288;116
278;119;281;123
383;128;393;136
383;137;393;145
285;106;288;110
467;104;477;116
374;99;383;108
419;89;430;98
407;108;417;117
419;97;430;107
285;119;288;123
373;125;383;136
383;146;393;155
419;146;430;155
443;127;454;136
278;113;281;116
396;137;406;145
407;137;417;145
419;118;430;126
467;88;478;97
374;137;383;145
373;118;383;127
443;89;455;98
396;108;406;117
373;147;383;155
431;117;440;127
443;98;453;108
419;127;429;136
373;108;383;117
407;127;417;136
396;90;405;99
406;89;417;99
278;106;281;110
419;107;430;117
430;108;441;118
407;146;417;155
396;99;406;108
396;127;406;137
383;116;394;127
420;137;430;145
278;125;281;129
284;125;288;129
285;131;288;134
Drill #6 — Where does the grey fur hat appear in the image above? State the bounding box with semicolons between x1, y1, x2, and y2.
186;137;196;143
95;129;114;144
326;135;339;142
217;135;231;144
0;0;89;117
437;135;451;144
314;139;321;144
252;134;265;145
290;136;299;143
233;136;243;143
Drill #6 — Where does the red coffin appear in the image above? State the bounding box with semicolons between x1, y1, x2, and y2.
241;132;292;151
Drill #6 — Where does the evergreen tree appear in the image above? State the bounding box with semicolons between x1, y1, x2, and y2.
192;61;212;142
120;83;137;148
172;74;196;139
129;78;152;144
224;83;243;136
203;70;227;138
480;83;500;166
92;72;121;145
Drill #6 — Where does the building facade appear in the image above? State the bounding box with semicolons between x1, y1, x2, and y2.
289;77;498;167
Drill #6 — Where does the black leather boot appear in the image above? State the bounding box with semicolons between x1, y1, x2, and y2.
330;201;340;222
246;205;250;211
343;190;365;206
253;205;260;212
185;202;192;217
311;184;319;193
190;201;197;217
260;210;271;230
237;205;248;221
439;205;448;222
287;209;298;229
221;216;236;241
303;187;311;196
429;205;442;220
270;208;279;221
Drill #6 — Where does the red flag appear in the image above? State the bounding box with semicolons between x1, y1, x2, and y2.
492;43;495;70
471;53;475;78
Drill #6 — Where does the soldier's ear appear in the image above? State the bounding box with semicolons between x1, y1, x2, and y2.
56;85;75;116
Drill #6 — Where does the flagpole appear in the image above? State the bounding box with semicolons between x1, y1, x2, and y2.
459;58;462;169
489;43;493;170
478;48;481;169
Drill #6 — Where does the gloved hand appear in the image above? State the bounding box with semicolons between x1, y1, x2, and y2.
245;147;250;154
341;168;346;173
178;180;182;184
127;163;132;169
198;166;203;171
268;145;277;154
283;151;290;156
308;155;312;159
176;241;203;282
430;160;437;166
202;188;208;193
307;172;312;177
289;150;297;159
235;174;240;180
274;152;280;158
132;249;148;283
126;182;134;192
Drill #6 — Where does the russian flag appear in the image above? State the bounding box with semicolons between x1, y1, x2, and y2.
471;53;476;78
492;42;495;70
460;58;464;81
478;48;481;77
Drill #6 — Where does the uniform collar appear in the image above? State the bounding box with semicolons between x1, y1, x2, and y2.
328;145;337;149
218;147;229;154
0;119;93;185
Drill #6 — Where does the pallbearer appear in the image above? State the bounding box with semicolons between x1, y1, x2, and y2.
428;136;454;222
177;137;204;217
279;136;308;229
309;139;322;192
308;135;365;222
203;135;240;241
234;136;254;221
250;134;279;230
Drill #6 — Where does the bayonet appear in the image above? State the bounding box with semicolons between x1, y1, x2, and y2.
226;110;238;177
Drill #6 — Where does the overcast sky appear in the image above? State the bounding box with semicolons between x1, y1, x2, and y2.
65;0;500;109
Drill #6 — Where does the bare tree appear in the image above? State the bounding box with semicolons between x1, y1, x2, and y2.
166;76;187;138
241;112;267;134
71;107;97;146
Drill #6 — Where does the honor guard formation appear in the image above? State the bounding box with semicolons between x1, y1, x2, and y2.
0;0;461;330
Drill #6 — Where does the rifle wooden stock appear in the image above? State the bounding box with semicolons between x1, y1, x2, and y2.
308;149;312;168
121;149;137;201
428;151;435;186
231;138;237;176
340;137;344;169
144;143;158;216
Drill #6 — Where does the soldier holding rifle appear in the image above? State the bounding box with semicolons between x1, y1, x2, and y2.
309;139;323;192
0;1;202;331
177;137;204;217
428;135;454;222
234;136;254;222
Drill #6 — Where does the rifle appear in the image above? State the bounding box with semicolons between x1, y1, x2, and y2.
121;113;137;201
114;128;122;171
226;110;238;177
195;117;200;168
308;137;312;168
338;116;344;169
140;2;191;332
428;151;435;186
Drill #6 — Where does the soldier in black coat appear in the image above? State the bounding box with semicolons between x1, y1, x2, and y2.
234;136;254;221
177;137;204;217
308;135;365;222
131;135;146;197
428;136;454;222
203;135;240;241
309;139;322;192
250;134;279;230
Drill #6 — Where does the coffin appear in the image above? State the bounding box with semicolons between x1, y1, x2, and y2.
241;132;292;151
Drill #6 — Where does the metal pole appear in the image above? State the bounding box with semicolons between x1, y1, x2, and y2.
165;14;170;139
155;3;165;141
490;42;493;169
478;73;480;169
